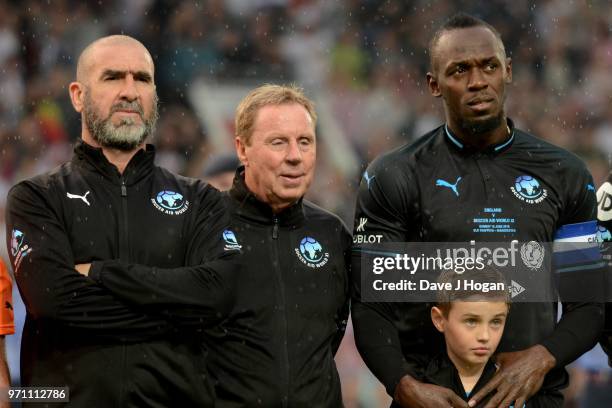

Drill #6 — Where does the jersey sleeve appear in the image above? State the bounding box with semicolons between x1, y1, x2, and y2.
558;162;599;227
6;181;171;340
350;158;421;395
541;164;604;366
0;259;14;336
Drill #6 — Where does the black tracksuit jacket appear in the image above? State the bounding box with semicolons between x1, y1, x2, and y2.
423;352;563;407
89;171;351;407
5;141;232;407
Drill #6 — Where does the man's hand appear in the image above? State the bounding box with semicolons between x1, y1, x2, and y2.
75;264;91;276
394;374;468;408
468;345;556;408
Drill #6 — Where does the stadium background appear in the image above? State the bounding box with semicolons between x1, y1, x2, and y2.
0;0;610;406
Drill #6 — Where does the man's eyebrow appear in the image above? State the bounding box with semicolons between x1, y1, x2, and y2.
445;55;499;69
444;60;469;71
133;71;153;82
480;56;500;64
100;69;153;82
100;69;124;78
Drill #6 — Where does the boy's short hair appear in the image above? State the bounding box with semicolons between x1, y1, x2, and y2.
436;267;510;317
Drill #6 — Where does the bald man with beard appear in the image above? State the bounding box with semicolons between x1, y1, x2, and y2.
5;35;231;407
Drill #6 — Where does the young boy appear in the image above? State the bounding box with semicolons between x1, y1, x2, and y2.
428;268;556;407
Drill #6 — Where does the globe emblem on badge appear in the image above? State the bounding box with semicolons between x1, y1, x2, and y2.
156;191;185;210
514;175;542;199
299;237;323;263
223;230;239;245
596;225;611;243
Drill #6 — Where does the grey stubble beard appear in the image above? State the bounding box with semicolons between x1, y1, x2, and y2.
84;89;159;151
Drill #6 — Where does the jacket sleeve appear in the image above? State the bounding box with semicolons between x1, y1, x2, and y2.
88;194;238;328
89;255;238;330
540;166;604;367
331;222;351;355
6;181;171;340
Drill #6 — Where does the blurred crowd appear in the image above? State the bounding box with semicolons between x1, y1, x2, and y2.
0;0;610;407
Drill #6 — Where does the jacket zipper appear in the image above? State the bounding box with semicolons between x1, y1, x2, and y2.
271;216;289;407
119;177;129;405
272;216;279;239
119;178;129;262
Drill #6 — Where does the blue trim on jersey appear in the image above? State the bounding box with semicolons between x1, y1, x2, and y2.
494;131;515;151
444;124;514;152
444;125;464;149
554;220;597;240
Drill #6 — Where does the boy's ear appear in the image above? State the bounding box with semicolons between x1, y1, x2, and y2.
431;306;446;333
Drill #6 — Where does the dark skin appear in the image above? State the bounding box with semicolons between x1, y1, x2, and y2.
470;345;555;408
394;375;468;408
426;26;512;150
392;26;556;408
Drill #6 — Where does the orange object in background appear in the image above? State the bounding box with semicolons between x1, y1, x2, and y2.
0;259;14;335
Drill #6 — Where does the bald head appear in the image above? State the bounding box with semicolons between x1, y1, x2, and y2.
76;35;154;83
68;34;158;153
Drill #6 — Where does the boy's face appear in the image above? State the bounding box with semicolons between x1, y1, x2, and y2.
432;301;508;368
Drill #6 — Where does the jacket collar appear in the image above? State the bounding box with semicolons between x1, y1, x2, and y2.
72;140;156;185
424;352;497;402
229;167;305;227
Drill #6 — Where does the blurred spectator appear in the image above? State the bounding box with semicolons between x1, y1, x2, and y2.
566;345;612;408
202;153;240;191
154;103;206;173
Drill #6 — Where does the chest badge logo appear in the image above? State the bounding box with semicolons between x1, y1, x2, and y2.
223;229;242;251
151;190;190;215
511;175;548;204
67;191;91;206
436;177;462;197
295;237;330;268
